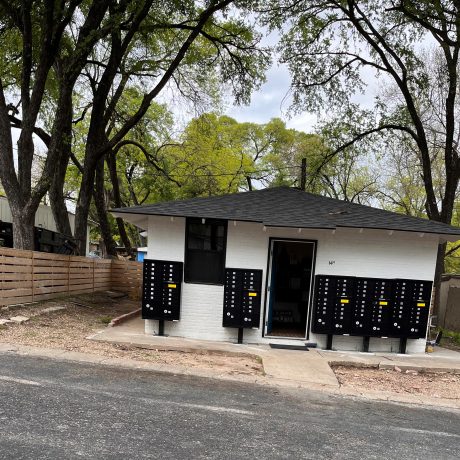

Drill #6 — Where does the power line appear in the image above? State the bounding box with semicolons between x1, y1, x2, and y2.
145;164;305;179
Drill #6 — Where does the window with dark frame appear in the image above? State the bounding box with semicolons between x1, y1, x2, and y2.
184;218;227;284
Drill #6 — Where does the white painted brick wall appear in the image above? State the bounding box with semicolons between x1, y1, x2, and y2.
145;216;439;353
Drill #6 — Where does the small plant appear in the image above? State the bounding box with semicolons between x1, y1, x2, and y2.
99;316;112;325
442;328;460;345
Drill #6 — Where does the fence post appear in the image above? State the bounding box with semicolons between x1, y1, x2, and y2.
31;250;35;302
67;254;71;295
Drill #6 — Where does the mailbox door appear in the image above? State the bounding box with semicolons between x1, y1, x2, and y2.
332;277;355;334
352;278;374;335
392;279;432;338
311;275;336;334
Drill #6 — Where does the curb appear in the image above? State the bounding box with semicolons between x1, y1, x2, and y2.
328;360;460;374
328;360;379;369
108;308;141;327
89;336;262;360
377;362;460;374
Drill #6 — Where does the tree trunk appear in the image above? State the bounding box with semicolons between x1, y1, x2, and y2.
11;207;35;250
106;152;132;252
49;150;72;237
94;157;117;257
74;162;95;256
48;89;73;237
432;242;447;317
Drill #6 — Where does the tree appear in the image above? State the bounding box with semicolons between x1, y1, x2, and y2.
263;0;460;223
0;0;123;249
68;0;269;255
147;113;334;196
261;0;460;299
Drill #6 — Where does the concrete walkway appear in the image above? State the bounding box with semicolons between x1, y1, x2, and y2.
88;317;339;388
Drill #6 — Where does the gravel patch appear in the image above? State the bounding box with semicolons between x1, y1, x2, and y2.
333;365;460;400
0;293;263;377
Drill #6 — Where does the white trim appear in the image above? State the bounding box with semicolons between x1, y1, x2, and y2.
264;238;316;340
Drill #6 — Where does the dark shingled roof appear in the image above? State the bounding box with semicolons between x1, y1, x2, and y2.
112;187;460;236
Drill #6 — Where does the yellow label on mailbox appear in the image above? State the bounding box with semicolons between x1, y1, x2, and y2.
248;292;257;297
340;299;349;304
379;301;388;306
417;302;426;307
168;284;176;288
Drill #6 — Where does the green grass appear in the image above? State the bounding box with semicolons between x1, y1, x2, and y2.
441;328;460;345
99;316;112;325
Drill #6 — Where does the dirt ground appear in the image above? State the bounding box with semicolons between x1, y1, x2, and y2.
438;336;460;352
332;365;460;400
0;293;263;377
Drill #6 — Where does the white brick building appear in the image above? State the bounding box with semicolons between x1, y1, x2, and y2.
112;187;460;353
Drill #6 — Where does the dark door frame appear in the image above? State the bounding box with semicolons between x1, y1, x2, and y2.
262;237;318;340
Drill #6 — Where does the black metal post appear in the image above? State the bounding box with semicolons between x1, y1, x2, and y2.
237;328;244;344
326;334;333;350
363;336;370;353
158;320;165;336
399;337;407;354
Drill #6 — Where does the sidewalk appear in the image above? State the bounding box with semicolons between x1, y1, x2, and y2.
88;317;340;388
90;316;460;374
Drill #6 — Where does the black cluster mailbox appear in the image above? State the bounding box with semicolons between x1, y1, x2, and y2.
311;275;432;350
354;278;393;336
142;259;183;321
222;268;262;331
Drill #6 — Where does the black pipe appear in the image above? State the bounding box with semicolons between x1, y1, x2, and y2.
326;334;333;350
363;336;370;353
237;328;244;344
158;320;165;336
399;337;407;354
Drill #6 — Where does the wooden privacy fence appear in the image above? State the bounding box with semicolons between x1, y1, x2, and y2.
0;247;142;306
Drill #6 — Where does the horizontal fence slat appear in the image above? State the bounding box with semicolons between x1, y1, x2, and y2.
0;295;34;306
0;265;33;273
33;267;69;274
0;273;33;281
0;255;34;266
0;247;34;258
33;285;69;295
33;273;68;280
1;281;34;289
33;260;69;267
0;288;33;298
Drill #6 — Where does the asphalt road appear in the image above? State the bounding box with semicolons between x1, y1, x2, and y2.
0;353;459;460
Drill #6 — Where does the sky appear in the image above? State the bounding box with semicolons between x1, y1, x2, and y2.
224;26;319;134
225;60;318;133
